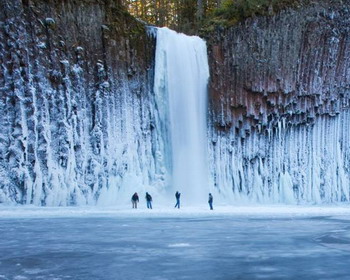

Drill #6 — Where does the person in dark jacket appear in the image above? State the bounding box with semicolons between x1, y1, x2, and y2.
174;191;181;209
131;192;139;209
208;193;213;210
145;192;152;209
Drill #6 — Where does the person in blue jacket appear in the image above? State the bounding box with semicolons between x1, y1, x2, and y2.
174;191;181;209
145;192;152;209
208;193;213;210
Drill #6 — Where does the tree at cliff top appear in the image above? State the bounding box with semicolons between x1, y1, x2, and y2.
213;0;304;25
122;0;221;32
122;0;310;32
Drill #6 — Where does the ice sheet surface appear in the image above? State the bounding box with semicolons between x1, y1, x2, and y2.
1;206;350;279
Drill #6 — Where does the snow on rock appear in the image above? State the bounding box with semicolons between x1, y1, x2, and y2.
0;0;162;206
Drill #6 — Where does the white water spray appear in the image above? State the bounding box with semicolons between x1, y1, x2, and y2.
154;27;210;204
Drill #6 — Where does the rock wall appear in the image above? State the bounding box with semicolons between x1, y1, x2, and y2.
206;1;350;203
0;0;163;205
2;0;350;205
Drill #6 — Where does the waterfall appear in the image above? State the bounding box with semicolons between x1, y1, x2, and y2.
154;27;210;204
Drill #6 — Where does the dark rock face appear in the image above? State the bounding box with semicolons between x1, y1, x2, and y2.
0;0;160;205
205;2;350;203
207;1;350;135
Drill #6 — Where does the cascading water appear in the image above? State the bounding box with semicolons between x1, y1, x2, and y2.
154;27;210;204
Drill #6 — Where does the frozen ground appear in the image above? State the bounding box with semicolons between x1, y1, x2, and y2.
1;205;350;280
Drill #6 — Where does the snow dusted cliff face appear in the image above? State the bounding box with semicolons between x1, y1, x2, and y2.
2;0;350;206
206;2;350;203
0;0;162;205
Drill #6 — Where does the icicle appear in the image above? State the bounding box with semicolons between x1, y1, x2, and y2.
209;111;350;204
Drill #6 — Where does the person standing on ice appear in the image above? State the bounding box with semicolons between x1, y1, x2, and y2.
131;192;139;209
174;191;181;209
208;193;213;210
145;192;152;209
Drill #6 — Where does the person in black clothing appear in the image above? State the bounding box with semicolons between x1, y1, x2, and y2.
131;192;139;209
208;193;213;210
174;191;181;209
145;192;152;209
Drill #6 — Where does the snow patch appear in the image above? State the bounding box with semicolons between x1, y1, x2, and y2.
168;243;191;248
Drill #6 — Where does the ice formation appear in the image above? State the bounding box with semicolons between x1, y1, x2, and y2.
208;112;350;203
1;13;350;205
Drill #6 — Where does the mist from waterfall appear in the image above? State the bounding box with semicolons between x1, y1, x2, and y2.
154;27;210;204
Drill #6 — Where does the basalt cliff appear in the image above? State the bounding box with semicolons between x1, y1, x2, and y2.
206;1;350;202
1;0;350;204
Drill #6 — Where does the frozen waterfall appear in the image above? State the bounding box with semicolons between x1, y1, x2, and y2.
154;27;210;204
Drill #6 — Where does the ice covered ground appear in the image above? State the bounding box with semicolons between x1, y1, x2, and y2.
1;205;350;280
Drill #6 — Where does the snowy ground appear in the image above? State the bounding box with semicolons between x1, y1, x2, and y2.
1;205;350;280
